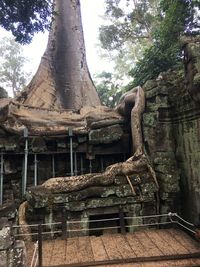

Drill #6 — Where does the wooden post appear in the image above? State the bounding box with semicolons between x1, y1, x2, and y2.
38;224;43;267
119;209;126;234
62;208;67;239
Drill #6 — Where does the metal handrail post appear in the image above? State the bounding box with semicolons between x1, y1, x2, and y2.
38;224;43;267
119;209;126;234
62;208;67;239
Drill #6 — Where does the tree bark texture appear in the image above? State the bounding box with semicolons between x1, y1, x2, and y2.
18;201;32;242
18;86;158;233
29;87;158;193
0;101;122;135
16;0;101;110
115;86;145;153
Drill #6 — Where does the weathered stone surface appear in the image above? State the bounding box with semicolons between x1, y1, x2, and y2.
183;37;200;103
143;112;158;128
90;118;124;129
141;39;200;223
11;240;27;267
142;70;182;217
153;152;177;166
140;182;158;196
26;174;156;209
31;137;47;152
0;227;13;250
0;203;16;219
89;124;123;144
0;137;19;151
0;251;7;267
63;196;154;212
0;220;26;267
143;79;158;91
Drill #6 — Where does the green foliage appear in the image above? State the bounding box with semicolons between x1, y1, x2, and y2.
99;0;159;52
0;37;30;97
0;0;53;44
98;0;160;87
100;0;158;49
0;86;8;99
94;71;125;108
130;0;200;86
99;0;200;89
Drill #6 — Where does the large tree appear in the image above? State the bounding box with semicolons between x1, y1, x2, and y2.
0;0;52;44
99;0;160;70
16;0;101;110
94;71;124;108
99;0;200;87
0;37;30;97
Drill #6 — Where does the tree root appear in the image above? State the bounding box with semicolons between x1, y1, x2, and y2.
18;86;159;236
18;201;32;242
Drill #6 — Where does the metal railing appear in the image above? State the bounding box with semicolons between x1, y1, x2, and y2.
10;211;198;267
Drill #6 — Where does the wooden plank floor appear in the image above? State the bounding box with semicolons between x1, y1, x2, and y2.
28;229;200;267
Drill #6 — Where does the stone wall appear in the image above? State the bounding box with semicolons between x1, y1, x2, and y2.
0;124;130;217
143;72;181;216
143;38;200;224
175;39;200;223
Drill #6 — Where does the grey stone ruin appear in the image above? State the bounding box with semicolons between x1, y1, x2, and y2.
0;218;26;267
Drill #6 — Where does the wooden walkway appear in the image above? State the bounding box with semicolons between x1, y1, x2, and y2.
27;228;200;267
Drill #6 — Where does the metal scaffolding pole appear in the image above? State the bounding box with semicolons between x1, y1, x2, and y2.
22;128;28;196
123;153;126;161
89;159;92;174
52;154;55;177
80;154;84;175
34;154;38;186
0;152;4;205
68;128;74;176
100;157;104;172
74;152;77;176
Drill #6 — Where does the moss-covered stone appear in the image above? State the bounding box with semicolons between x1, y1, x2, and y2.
143;113;158;128
31;137;47;152
89;124;123;144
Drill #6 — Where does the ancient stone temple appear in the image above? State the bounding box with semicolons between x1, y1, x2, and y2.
0;0;200;241
0;0;158;234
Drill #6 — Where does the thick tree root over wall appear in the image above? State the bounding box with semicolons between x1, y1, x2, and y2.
18;86;159;236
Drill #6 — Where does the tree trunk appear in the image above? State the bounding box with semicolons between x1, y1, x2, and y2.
32;86;159;193
16;0;101;110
